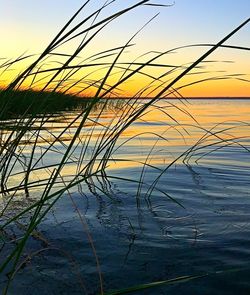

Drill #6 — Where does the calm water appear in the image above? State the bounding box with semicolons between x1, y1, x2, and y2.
1;99;250;294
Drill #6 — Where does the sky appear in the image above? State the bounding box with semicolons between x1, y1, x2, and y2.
0;0;250;97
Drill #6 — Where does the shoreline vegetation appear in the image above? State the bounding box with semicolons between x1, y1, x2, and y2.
0;89;88;119
1;88;249;120
0;1;249;294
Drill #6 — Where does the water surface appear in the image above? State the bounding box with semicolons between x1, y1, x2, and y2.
0;99;250;294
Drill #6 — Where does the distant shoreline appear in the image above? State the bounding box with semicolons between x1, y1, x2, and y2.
105;96;250;100
1;89;249;100
171;97;250;100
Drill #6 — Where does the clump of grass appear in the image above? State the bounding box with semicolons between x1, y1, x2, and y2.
0;89;90;120
0;1;249;294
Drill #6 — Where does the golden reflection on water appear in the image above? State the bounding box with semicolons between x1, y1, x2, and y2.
1;99;250;193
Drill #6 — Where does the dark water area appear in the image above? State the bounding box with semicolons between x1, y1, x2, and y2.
0;99;250;294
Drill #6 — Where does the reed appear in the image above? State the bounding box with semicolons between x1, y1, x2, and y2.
0;1;249;294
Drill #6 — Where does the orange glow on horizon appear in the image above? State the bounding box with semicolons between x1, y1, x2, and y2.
1;0;249;98
1;45;249;98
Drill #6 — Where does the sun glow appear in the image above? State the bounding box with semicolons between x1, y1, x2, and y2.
0;0;249;97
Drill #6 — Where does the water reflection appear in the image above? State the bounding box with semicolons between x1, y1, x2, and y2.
0;98;250;294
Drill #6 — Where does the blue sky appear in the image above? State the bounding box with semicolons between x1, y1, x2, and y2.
1;0;249;51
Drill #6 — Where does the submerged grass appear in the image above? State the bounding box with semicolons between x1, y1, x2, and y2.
0;1;249;294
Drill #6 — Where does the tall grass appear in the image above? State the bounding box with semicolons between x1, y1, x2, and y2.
0;1;249;294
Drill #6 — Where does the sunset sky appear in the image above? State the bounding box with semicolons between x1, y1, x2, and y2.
1;0;249;97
